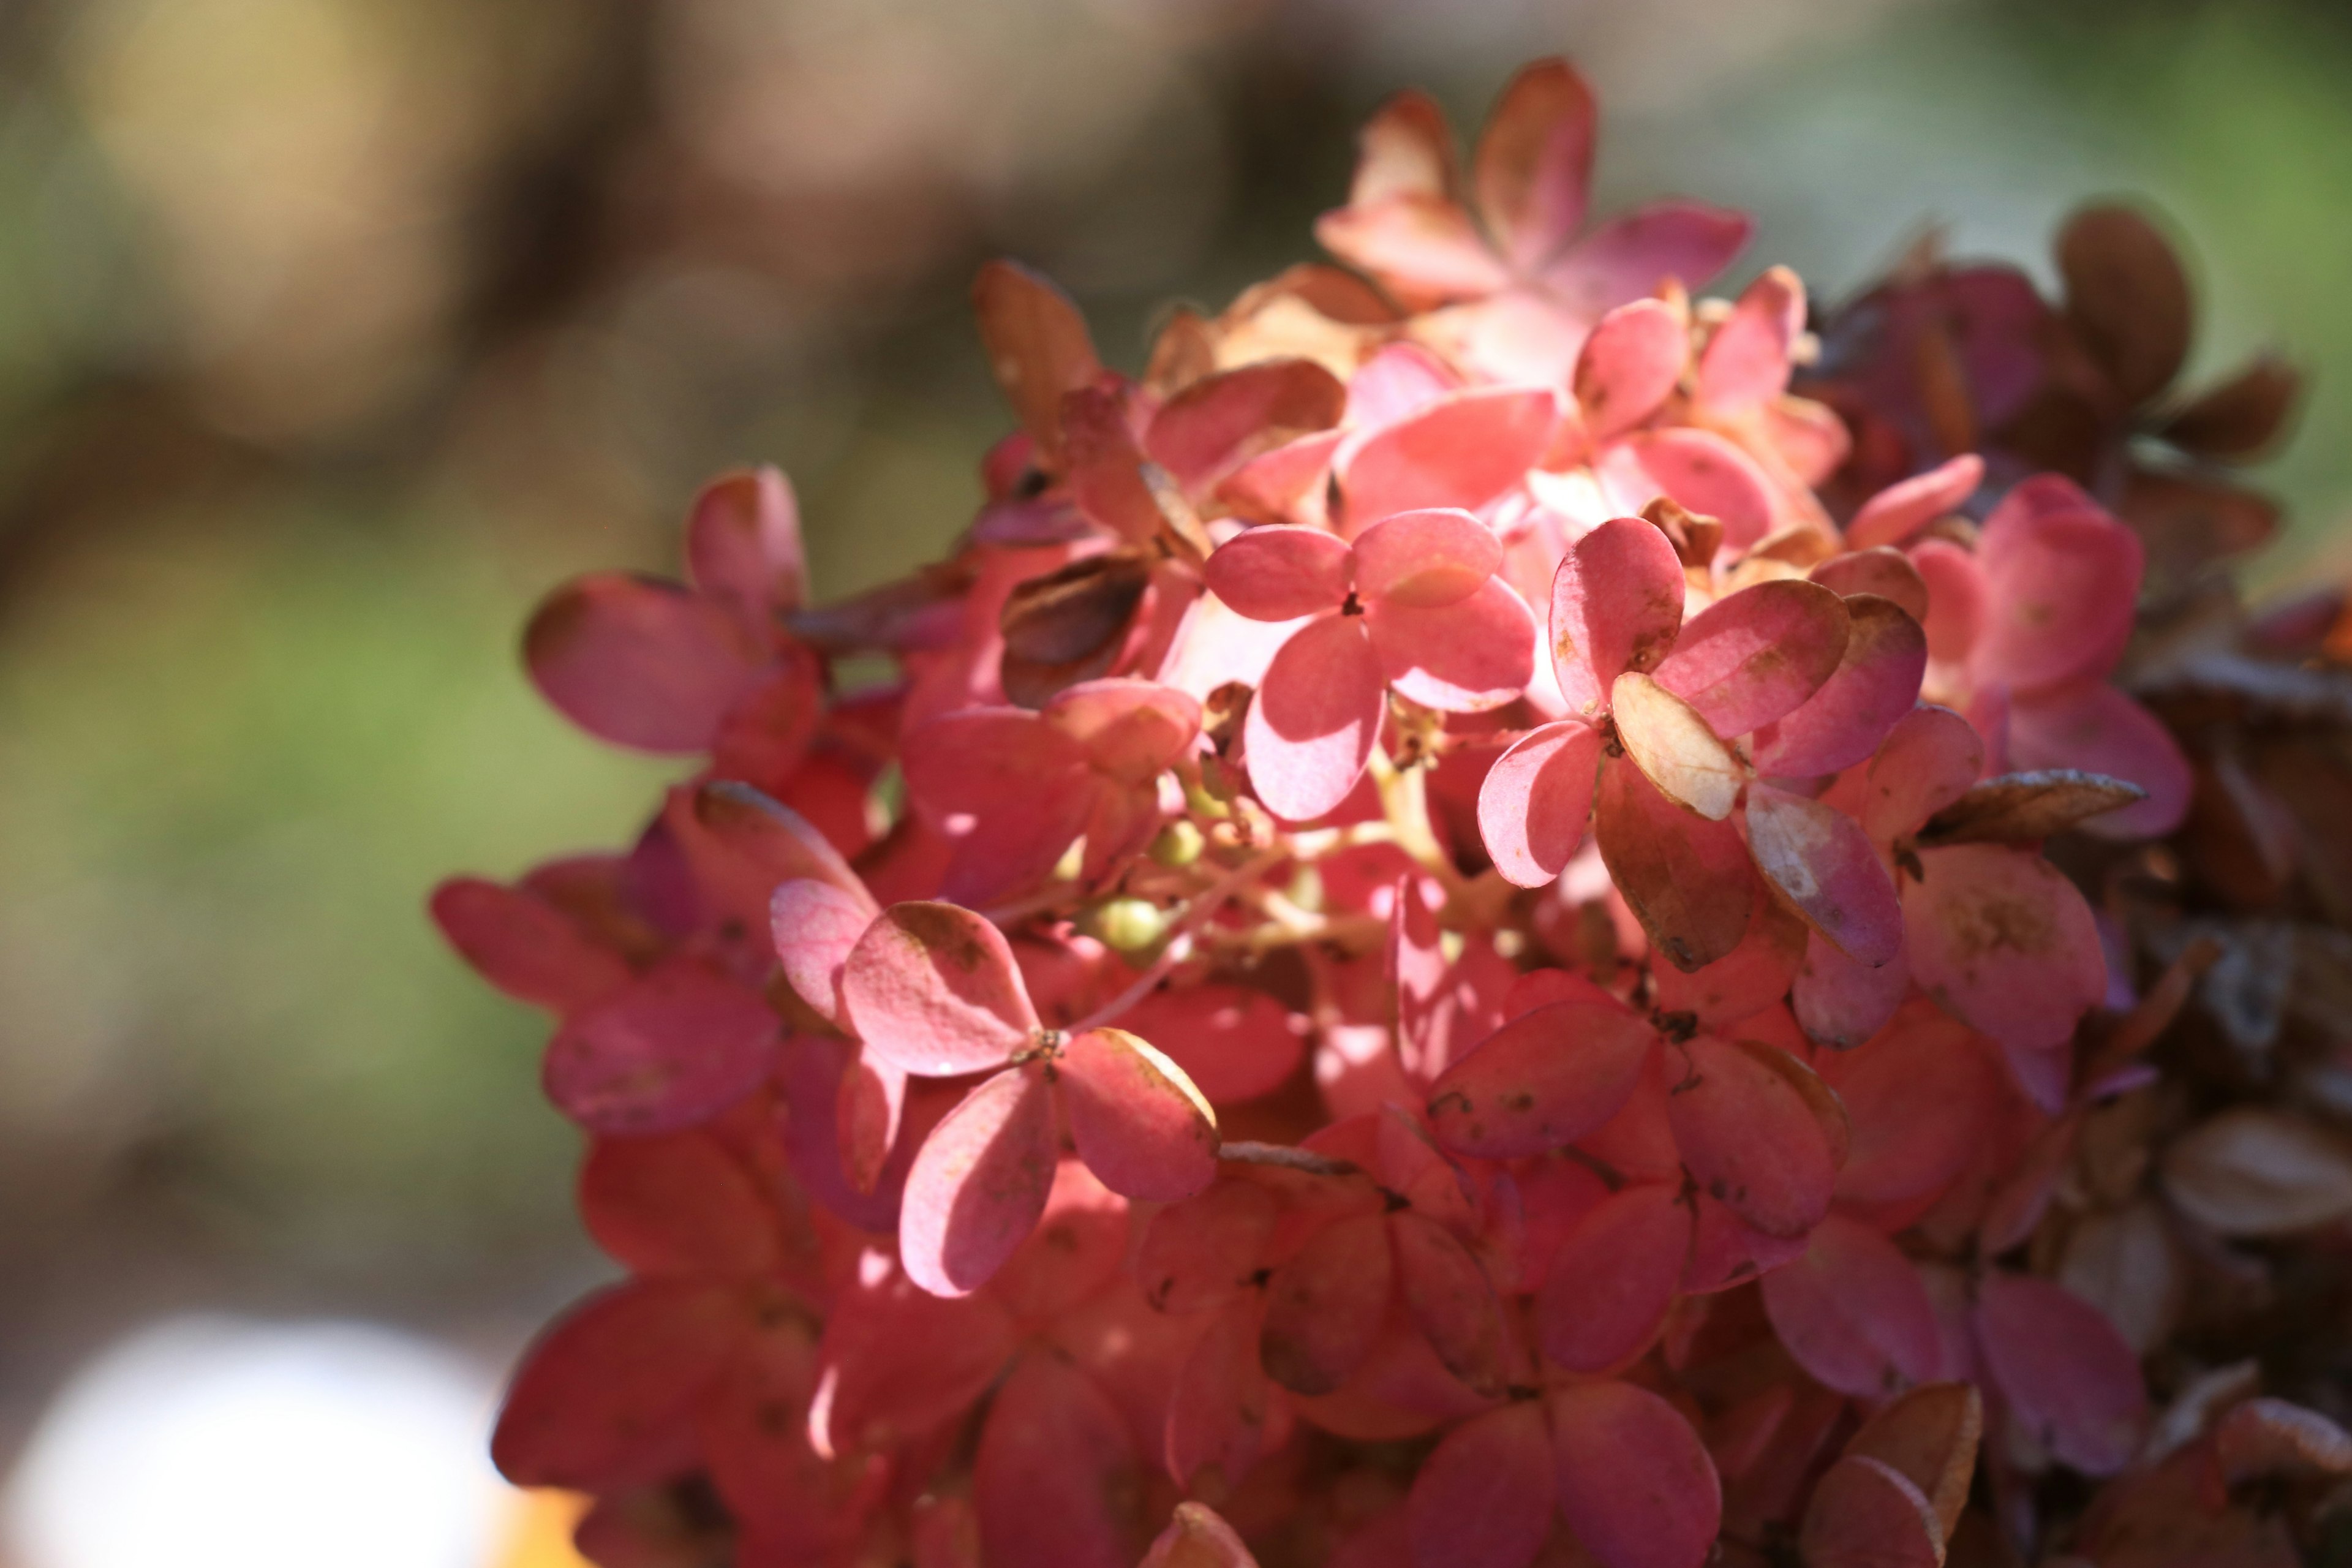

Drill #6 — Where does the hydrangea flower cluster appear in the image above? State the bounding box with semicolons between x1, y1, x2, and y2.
434;59;2345;1568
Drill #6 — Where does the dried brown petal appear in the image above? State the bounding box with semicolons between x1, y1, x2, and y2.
2057;204;2192;407
2162;1107;2352;1237
1917;770;2147;846
2213;1397;2352;1485
973;260;1103;463
1842;1382;1983;1543
998;552;1153;708
2157;355;2301;461
2058;1201;2184;1355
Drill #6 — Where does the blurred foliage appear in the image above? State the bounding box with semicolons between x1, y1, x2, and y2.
0;0;2347;1423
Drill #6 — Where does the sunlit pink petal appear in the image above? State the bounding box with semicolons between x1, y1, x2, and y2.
1596;429;1777;551
1902;844;2105;1051
1058;1027;1219;1202
1146;358;1348;494
1860;704;1985;844
1202;527;1352;622
1751;597;1929;777
686;465;807;612
1368;577;1538;712
1544;199;1752;319
431;877;631;1014
900;1066;1060;1297
1353;507;1505;608
1477;718;1604;886
1654;579;1850;739
841;902;1041;1077
1341;388;1559;526
1244;612;1387;823
1574;298;1687;439
1550;514;1687;715
1972;494;2144;693
526;573;765;753
1845;454;1984;551
1695;266;1803;411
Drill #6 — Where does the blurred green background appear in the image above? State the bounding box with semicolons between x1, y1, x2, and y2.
0;0;2344;1466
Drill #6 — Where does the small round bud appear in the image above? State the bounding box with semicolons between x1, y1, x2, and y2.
1082;897;1172;954
1148;820;1205;868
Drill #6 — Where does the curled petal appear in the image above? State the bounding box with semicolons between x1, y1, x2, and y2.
1901;845;2105;1051
1653;579;1850;740
1664;1035;1837;1238
1059;1027;1220;1202
1368;577;1538;712
1353;507;1504;608
1611;672;1744;821
1140;1502;1261;1568
1426;1000;1656;1158
525;573;764;753
1760;1215;1942;1398
1536;1183;1691;1373
1550;515;1687;716
544;962;778;1136
1407;1402;1558;1568
1244;614;1387;823
1261;1213;1394;1395
842;902;1039;1077
1972;1272;2147;1475
1203;527;1353;622
2007;685;2192;840
1844;1383;1983;1541
1341;388;1559;524
1477;719;1604;887
1744;783;1904;967
900;1067;1060;1298
1548;1381;1724;1568
1574;298;1688;439
1750;597;1929;778
1845;453;1983;551
1596;753;1758;971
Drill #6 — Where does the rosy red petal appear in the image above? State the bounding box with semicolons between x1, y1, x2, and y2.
835;1042;910;1197
525;573;765;752
1611;671;1744;820
1117;984;1307;1104
1574;299;1689;440
1649;888;1808;1026
1972;1272;2147;1475
491;1280;749;1490
1550;515;1687;717
841;902;1039;1077
1972;497;2144;693
1829;1005;2003;1210
1058;1027;1219;1202
990;1161;1131;1325
1202;526;1352;622
1368;577;1538;713
1695;266;1803;410
1910;538;1987;668
1477;719;1604;887
1046;678;1204;782
2007;684;2192;839
1352;507;1504;608
1389;1210;1510;1396
1406;1403;1558;1568
1595;428;1777;552
1243;614;1387;823
772;878;878;1029
708;652;824;793
1165;1305;1279;1493
1901;844;2105;1051
430;876;631;1014
1861;706;1985;843
1681;1192;1809;1294
686;465;806;612
1664;1035;1836;1238
1136;1180;1281;1315
1139;1502;1262;1568
1340;388;1559;526
1759;1214;1943;1398
1744;782;1904;967
1798;1455;1943;1568
1790;930;1910;1050
1426;1000;1656;1159
1473;58;1597;272
1749;597;1929;778
1544;199;1753;319
1261;1213;1395;1395
1810;547;1930;624
1654;579;1851;740
1548;1381;1724;1568
974;1352;1145;1568
543;962;778;1136
1145;358;1348;494
1595;752;1759;971
814;1267;1019;1454
579;1130;781;1278
695;780;873;907
1536;1183;1691;1373
1315;195;1510;305
1845;454;1984;551
899;1066;1060;1297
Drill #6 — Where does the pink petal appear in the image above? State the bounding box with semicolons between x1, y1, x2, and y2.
1139;1505;1260;1568
1472;58;1597;272
1146;358;1348;494
1115;985;1306;1105
543;962;778;1136
1347;341;1463;429
685;465;805;612
1596;429;1777;552
709;652;824;793
837;1042;910;1196
1368;577;1538;713
1594;752;1758;970
1045;678;1204;782
1910;538;1987;668
1790;930;1910;1050
580;1131;782;1278
902;709;1095;905
1829;1005;2003;1210
1548;1381;1724;1568
1407;1403;1559;1568
1261;1212;1395;1395
1744;782;1904;967
1901;845;2105;1051
2007;684;2192;839
1649;888;1807;1025
1654;579;1851;740
900;1066;1060;1297
814;1267;1020;1453
1353;507;1504;608
1165;1305;1278;1493
1972;497;2143;693
1425;1000;1656;1158
1809;547;1929;624
1750;597;1929;778
772;878;874;1029
430;876;630;1014
1972;1272;2147;1475
524;573;764;752
973;259;1102;462
694;780;872;906
1845;454;1984;551
1344;89;1458;209
1611;671;1744;820
842;902;1040;1077
1759;1215;1942;1398
1536;1183;1691;1373
1695;266;1803;411
1574;299;1689;440
1664;1035;1837;1238
1544;199;1752;319
1203;526;1352;622
1316;195;1511;305
1860;705;1985;844
1341;388;1559;526
1477;719;1604;886
974;1352;1144;1568
1681;1192;1809;1294
1137;1179;1281;1315
1058;1027;1219;1202
1061;386;1163;547
1549;515;1686;717
1798;1455;1943;1568
1243;613;1387;823
1389;1210;1510;1396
